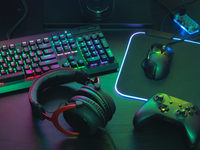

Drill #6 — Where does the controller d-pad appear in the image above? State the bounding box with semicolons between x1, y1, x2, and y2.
153;95;164;104
159;104;169;112
176;108;187;117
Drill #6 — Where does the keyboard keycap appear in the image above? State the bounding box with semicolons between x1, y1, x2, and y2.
68;56;74;62
25;70;34;77
38;43;51;49
63;62;69;67
50;64;60;70
77;60;84;66
3;63;8;69
98;32;104;38
0;58;4;63
26;58;32;64
36;39;42;44
29;40;35;46
44;48;54;55
1;70;6;75
22;41;28;47
31;45;37;51
87;56;100;65
37;50;43;56
18;60;24;66
39;59;58;67
16;66;22;71
14;54;20;60
56;47;64;54
35;68;42;75
2;45;8;51
30;52;36;57
105;48;115;62
100;39;109;48
8;68;14;73
31;63;38;68
52;36;59;41
11;62;17;67
24;64;30;70
70;61;77;68
59;34;65;40
42;66;50;72
43;38;49;43
33;57;39;62
41;54;56;61
9;50;14;55
100;54;108;61
6;56;12;62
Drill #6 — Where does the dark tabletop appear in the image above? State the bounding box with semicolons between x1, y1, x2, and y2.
0;28;198;150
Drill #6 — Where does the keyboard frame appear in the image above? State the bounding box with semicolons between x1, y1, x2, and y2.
0;25;118;94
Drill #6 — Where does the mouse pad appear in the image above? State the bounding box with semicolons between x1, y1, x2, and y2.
115;31;200;105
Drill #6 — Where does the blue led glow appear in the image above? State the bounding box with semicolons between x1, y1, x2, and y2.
114;32;200;102
172;37;182;41
114;32;148;102
166;46;174;54
184;39;200;45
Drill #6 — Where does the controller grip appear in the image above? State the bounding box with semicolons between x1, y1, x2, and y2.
185;122;200;148
133;107;155;129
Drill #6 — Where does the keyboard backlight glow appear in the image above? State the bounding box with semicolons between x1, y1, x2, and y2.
0;83;5;86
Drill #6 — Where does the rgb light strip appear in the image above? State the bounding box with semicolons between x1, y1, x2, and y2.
114;32;200;102
114;32;148;101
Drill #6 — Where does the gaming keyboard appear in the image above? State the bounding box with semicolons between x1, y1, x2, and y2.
0;25;118;94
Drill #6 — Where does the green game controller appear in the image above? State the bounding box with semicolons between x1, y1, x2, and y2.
133;93;200;148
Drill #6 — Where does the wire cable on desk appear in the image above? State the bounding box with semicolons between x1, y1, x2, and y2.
166;32;200;47
6;0;28;40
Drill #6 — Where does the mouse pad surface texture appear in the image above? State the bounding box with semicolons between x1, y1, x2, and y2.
116;32;200;105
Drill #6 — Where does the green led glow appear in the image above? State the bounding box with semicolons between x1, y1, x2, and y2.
186;127;196;143
76;41;88;65
79;66;85;69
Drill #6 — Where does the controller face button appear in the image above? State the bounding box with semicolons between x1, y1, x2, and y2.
185;106;190;111
179;104;182;108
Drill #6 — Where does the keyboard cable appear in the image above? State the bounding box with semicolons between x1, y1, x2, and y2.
6;0;28;40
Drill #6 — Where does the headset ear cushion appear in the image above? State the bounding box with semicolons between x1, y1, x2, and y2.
81;86;116;121
95;88;116;116
63;96;105;135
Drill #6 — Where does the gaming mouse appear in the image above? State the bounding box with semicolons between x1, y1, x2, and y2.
141;43;174;80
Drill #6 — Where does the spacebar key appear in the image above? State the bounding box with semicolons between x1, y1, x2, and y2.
0;72;25;83
39;59;58;67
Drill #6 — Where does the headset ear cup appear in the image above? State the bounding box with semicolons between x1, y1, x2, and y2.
76;87;108;120
95;89;116;118
63;96;105;135
81;86;116;121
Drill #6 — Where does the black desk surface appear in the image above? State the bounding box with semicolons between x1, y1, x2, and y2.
0;29;199;150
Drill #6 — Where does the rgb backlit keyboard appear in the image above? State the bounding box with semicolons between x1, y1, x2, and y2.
0;25;118;94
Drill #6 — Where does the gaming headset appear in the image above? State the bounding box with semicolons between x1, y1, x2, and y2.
29;68;116;136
